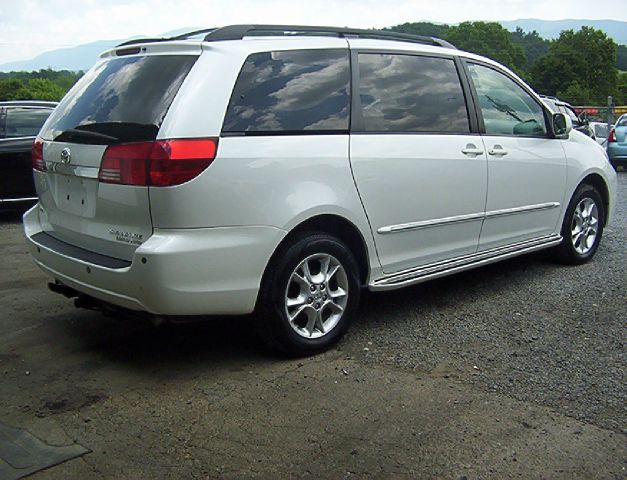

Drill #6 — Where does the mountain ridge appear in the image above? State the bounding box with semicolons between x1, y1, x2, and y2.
1;19;625;72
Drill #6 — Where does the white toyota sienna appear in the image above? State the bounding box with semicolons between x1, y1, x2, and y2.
24;25;617;354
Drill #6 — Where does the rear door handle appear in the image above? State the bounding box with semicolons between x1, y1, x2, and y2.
461;144;484;156
488;145;508;156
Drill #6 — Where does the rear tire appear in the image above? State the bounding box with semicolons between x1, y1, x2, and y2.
554;184;605;265
255;232;361;356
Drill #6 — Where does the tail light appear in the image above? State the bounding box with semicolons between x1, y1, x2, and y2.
32;137;45;171
607;128;616;143
99;138;218;187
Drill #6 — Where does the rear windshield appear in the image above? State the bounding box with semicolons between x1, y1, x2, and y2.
40;55;197;144
3;108;53;138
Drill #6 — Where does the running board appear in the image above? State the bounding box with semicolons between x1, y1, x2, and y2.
370;234;562;291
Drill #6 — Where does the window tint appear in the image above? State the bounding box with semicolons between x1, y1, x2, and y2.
4;108;52;138
223;49;350;133
357;53;469;133
468;63;547;137
40;55;197;144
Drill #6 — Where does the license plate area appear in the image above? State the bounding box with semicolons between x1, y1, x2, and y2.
51;173;97;218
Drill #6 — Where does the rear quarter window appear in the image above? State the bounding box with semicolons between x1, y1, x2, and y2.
222;49;350;134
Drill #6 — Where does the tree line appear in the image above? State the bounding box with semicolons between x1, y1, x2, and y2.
0;22;625;106
0;69;83;102
389;22;626;105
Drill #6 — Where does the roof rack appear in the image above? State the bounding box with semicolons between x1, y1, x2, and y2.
117;25;456;49
202;25;456;49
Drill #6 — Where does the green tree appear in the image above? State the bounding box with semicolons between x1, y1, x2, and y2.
510;27;549;67
387;22;450;39
443;22;527;74
0;70;82;101
617;72;627;104
0;79;30;100
617;45;627;71
25;78;66;101
531;27;618;104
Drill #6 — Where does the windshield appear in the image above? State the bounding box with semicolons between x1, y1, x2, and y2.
40;54;197;144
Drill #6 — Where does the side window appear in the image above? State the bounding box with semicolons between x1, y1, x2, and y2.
467;63;547;137
5;108;53;138
223;49;350;133
357;53;470;133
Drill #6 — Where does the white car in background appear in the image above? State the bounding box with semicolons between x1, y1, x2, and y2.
24;25;617;355
589;121;610;147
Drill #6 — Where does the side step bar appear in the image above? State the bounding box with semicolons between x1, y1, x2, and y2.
370;234;562;291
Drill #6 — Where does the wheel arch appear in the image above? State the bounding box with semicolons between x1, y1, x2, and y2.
263;214;371;288
578;173;610;220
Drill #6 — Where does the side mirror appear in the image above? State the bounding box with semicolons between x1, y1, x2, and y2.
552;113;572;138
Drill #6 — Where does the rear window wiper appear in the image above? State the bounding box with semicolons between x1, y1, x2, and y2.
54;128;119;144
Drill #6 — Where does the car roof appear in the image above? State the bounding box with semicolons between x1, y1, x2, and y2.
0;100;58;108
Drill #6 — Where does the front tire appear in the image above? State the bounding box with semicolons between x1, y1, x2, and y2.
554;184;605;265
255;232;361;355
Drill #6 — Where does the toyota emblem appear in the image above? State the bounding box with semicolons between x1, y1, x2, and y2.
60;148;71;164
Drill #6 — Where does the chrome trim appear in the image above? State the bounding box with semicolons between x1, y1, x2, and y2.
378;202;560;234
0;197;38;203
0;135;36;142
485;202;560;219
370;234;562;291
378;212;484;234
43;162;99;179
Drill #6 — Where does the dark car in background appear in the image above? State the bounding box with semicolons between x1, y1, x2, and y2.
1;101;57;210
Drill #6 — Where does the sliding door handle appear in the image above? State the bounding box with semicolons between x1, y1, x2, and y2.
488;145;508;156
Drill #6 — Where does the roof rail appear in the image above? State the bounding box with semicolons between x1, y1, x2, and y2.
202;25;456;49
116;25;456;50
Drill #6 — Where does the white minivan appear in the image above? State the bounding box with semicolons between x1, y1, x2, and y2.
24;25;617;354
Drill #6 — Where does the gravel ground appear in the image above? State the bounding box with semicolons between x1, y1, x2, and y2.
0;173;625;478
347;172;627;433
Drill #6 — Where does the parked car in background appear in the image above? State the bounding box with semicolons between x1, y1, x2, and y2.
23;25;616;355
1;101;58;210
607;114;627;170
589;121;610;147
588;122;610;147
540;95;595;139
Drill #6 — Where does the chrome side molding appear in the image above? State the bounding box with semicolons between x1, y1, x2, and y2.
377;202;560;235
485;202;560;219
370;234;562;291
377;212;485;234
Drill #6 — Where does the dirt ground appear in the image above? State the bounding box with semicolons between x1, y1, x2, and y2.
1;175;626;479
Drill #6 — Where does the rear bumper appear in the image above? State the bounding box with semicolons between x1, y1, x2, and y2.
24;206;286;315
607;144;627;164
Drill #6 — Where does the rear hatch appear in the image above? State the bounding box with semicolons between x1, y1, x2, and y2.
35;47;199;261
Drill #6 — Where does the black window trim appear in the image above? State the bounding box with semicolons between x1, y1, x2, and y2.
460;58;553;140
220;47;352;137
350;49;478;136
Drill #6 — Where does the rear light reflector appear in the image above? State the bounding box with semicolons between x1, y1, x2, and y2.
32;137;45;171
607;128;616;143
98;138;218;187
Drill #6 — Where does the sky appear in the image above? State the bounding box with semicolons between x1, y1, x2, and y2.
1;0;626;65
